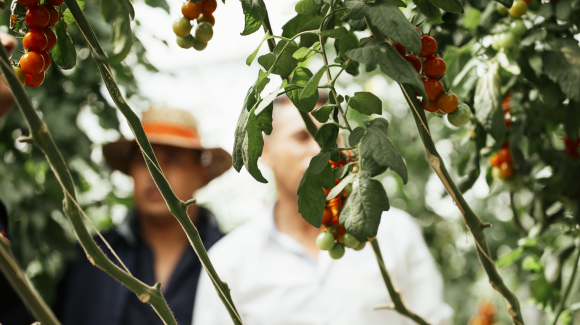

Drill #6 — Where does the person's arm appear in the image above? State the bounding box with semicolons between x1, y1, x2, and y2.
0;32;17;118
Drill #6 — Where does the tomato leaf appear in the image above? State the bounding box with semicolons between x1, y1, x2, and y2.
348;92;382;115
327;173;355;200
474;62;506;142
50;19;77;70
258;40;299;76
63;0;86;25
320;27;349;39
359;118;408;183
287;67;319;112
309;148;335;174
346;38;428;99
240;0;267;36
365;0;420;54
297;163;335;227
295;0;321;15
247;33;275;66
242;103;274;183
144;0;169;13
311;105;334;122
413;0;444;24
299;65;329;101
293;42;320;62
426;0;464;13
315;122;340;148
337;33;359;61
339;171;390;242
99;0;134;63
497;247;523;268
348;127;366;146
542;39;580;102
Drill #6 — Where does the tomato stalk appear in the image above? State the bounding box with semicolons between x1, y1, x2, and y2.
551;243;580;325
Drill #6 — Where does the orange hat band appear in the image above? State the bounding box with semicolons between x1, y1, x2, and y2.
143;122;200;143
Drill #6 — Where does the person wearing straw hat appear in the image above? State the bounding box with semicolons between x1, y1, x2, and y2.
54;107;232;325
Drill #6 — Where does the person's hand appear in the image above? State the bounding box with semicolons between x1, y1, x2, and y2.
0;32;18;119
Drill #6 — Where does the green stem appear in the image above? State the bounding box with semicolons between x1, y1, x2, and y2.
552;244;580;325
370;239;430;325
0;238;61;325
509;191;527;237
399;84;524;325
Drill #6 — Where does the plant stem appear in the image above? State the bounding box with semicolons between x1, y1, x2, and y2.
509;191;527;237
0;239;61;325
370;239;430;325
399;84;524;325
552;244;580;325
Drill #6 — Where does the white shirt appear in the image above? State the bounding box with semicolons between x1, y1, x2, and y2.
193;207;453;325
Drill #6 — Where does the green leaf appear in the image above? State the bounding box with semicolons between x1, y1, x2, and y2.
348;92;382;115
241;0;267;36
144;0;169;13
339;171;390;241
63;0;85;25
311;105;334;122
243;103;274;183
337;33;359;61
299;65;329;101
287;67;319;112
463;8;481;31
297;164;335;227
309;148;335;174
426;0;464;13
293;42;320;62
349;127;366;146
247;33;275;66
366;0;421;54
50;19;77;70
320;27;349;39
543;39;580;102
295;0;322;15
413;0;444;24
258;40;299;76
497;247;523;268
334;164;351;179
474;62;506;142
359;118;408;182
327;173;355;200
346;38;427;99
282;14;324;39
457;151;481;193
314;123;339;148
255;85;280;116
108;14;133;64
493;0;513;8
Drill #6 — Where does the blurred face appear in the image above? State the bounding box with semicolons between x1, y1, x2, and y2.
262;100;320;199
129;144;208;221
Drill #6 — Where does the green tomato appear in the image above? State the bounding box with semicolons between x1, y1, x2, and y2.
491;34;501;50
447;103;471;127
193;38;208;51
497;4;508;14
176;35;195;49
328;243;345;259
498;32;516;49
492;167;502;179
316;232;335;251
527;0;540;11
196;22;214;43
509;0;527;18
342;233;360;249
353;241;366;251
510;19;527;38
173;17;193;38
343;183;353;195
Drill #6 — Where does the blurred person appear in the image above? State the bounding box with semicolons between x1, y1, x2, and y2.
193;96;453;325
0;31;37;325
54;107;232;325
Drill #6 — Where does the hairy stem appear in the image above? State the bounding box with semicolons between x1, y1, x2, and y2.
399;84;524;325
370;239;430;325
551;244;580;325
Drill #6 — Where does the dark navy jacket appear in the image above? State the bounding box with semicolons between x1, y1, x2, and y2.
54;207;223;325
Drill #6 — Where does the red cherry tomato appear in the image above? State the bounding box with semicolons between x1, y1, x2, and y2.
199;13;215;26
46;0;64;5
25;72;45;87
404;54;421;73
505;117;511;128
22;29;48;51
201;0;217;15
17;0;40;7
421;98;439;113
43;4;59;27
25;5;50;29
39;51;51;71
423;56;446;78
42;28;57;50
500;162;514;178
392;41;406;56
322;208;333;225
415;25;420;33
420;35;437;57
497;147;512;164
564;136;580;149
182;1;201;20
19;51;45;75
423;77;444;100
436;92;459;113
489;155;501;168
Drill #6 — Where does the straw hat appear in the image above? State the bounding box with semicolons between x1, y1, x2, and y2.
103;107;232;184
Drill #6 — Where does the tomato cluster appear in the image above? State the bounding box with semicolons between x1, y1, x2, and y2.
468;300;496;325
173;0;216;50
9;0;62;88
316;151;366;259
491;19;527;53
490;142;515;179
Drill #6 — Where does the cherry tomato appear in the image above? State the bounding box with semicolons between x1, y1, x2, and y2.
497;4;508;14
42;27;57;50
564;136;580;149
421;97;439;113
22;29;48;51
25;72;44;87
447;103;470;127
489;155;501;168
19;51;45;75
492;167;502;178
423;56;446;78
25;5;50;29
502;93;512;113
500;162;514;178
505;117;511;128
342;233;360;249
201;0;217;15
353;241;366;251
316;232;335;250
199;13;215;26
193;39;208;51
420;35;437;57
423;78;444;101
415;25;420;33
182;1;201;20
404;54;421;73
392;41;406;56
39;51;51;71
173;17;192;38
510;19;527;38
176;35;195;49
436;92;459;113
328;243;345;259
352;165;359;173
509;0;527;18
497;147;512;164
17;0;40;7
43;4;59;27
46;0;64;5
195;22;213;43
322;208;333;225
3;66;27;86
497;32;516;49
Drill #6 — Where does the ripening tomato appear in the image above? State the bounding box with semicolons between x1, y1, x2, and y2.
392;41;406;56
489;155;501;168
43;4;59;27
182;1;201;20
25;72;44;87
404;54;421;73
39;51;51;71
510;19;527;38
436;92;459;113
500;162;514;178
42;28;57;50
25;5;50;29
195;22;213;43
176;35;195;49
509;0;527;18
328;243;345;259
423;56;446;78
3;66;27;86
497;147;512;164
19;51;45;75
22;29;48;51
201;0;217;15
423;78;444;101
342;233;360;249
46;0;64;5
173;17;192;38
502;93;513;113
420;35;437;57
193;39;208;51
447;103;471;127
421;98;439;113
322;208;333;225
199;13;215;26
17;0;40;7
